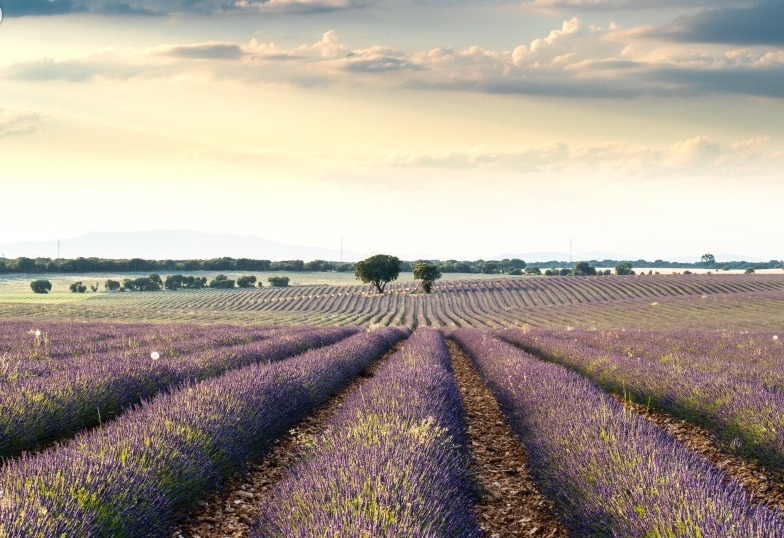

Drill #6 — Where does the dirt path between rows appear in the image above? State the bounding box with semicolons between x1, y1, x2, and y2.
447;340;567;538
614;395;784;513
170;342;403;538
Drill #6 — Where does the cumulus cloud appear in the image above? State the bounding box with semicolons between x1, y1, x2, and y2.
5;21;784;99
652;1;784;46
378;136;783;179
0;108;41;137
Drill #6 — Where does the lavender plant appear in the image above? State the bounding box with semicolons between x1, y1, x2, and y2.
453;329;784;537
254;328;482;538
0;325;357;457
0;327;406;537
499;328;784;473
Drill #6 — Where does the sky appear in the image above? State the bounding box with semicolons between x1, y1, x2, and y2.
0;0;783;261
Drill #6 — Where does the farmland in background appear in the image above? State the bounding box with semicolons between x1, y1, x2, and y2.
1;273;784;331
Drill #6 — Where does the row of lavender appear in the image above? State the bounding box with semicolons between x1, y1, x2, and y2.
541;328;784;392
254;328;482;537
0;320;210;359
0;325;357;457
0;327;406;536
499;328;784;473
0;323;288;383
453;329;784;536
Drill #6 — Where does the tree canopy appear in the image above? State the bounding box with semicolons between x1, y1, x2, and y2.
30;280;52;294
355;254;402;293
413;261;442;294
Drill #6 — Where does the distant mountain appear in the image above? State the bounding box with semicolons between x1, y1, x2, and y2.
0;230;367;262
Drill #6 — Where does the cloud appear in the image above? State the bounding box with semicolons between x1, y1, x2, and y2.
519;0;753;12
162;43;245;59
235;0;357;14
653;1;784;46
0;108;41;137
6;21;784;99
1;0;360;16
1;0;87;16
94;2;167;15
377;136;783;179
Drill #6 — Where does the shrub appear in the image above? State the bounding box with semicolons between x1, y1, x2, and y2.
104;279;121;291
573;262;597;276
237;275;257;288
268;276;290;288
615;262;634;276
30;280;52;294
69;281;87;293
123;277;162;292
209;275;236;289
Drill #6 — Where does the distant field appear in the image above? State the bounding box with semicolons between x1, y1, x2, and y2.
2;273;783;331
0;271;512;296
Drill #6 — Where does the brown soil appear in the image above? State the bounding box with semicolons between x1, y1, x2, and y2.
170;342;402;538
614;395;784;513
447;340;568;538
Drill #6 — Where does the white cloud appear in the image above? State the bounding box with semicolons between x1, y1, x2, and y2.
6;20;784;98
0;108;41;138
376;135;783;179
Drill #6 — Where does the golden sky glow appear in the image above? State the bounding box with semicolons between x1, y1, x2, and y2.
1;1;783;260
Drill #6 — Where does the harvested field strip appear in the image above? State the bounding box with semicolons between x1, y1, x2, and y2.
0;328;406;537
453;329;784;536
171;339;405;537
252;329;482;537
447;340;566;538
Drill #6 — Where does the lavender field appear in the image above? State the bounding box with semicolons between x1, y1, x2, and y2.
3;273;784;330
1;276;783;537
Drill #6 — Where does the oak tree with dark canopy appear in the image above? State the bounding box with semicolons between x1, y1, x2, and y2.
413;261;442;293
355;254;402;293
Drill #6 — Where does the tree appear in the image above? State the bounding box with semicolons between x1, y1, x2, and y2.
354;254;401;293
30;280;52;294
268;276;290;287
90;283;99;292
573;262;597;276
745;267;755;274
165;275;186;290
413;261;442;294
615;262;635;276
105;279;121;291
525;267;541;275
69;281;87;293
123;277;162;291
237;275;257;288
701;253;715;265
209;275;235;289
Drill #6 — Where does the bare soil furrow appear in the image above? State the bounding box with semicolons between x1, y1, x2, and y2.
447;340;567;538
171;342;403;538
614;394;784;513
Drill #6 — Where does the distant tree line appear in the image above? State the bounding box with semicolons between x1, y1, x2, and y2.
4;255;782;276
0;257;354;275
